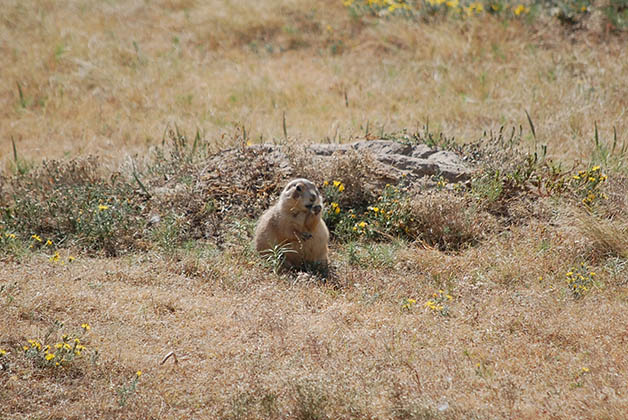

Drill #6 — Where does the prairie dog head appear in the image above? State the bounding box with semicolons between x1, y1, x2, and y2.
280;178;324;216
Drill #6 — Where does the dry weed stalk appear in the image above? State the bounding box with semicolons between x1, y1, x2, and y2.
577;211;628;259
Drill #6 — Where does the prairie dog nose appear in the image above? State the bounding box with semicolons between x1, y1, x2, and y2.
312;205;322;214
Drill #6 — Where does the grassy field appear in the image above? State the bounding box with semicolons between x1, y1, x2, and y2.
1;0;628;419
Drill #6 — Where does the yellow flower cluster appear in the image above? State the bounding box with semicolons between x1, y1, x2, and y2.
513;4;530;15
566;264;595;298
26;233;77;264
22;325;90;368
352;220;369;234
344;0;410;13
330;202;341;214
323;180;345;191
402;298;417;310
571;165;608;206
345;0;533;18
424;290;453;315
368;205;394;218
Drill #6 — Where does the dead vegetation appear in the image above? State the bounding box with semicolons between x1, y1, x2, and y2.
1;1;628;419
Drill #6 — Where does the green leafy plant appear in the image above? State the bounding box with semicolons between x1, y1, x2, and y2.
261;242;297;274
118;370;143;407
603;0;628;30
1;158;144;256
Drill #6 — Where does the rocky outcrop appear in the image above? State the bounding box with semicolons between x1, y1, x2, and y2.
249;139;472;182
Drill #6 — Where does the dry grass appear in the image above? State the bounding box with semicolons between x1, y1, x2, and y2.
2;1;628;419
2;223;628;419
1;0;627;164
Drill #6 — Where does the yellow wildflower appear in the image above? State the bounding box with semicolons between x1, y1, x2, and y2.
81;323;91;331
68;256;75;262
136;370;142;377
581;367;590;373
338;183;345;192
513;4;529;15
592;166;600;171
45;239;53;246
333;181;341;188
358;221;367;228
0;349;6;356
31;234;42;242
98;204;109;211
323;180;329;186
45;353;55;361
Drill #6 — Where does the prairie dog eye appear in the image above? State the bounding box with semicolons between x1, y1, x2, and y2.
296;185;302;192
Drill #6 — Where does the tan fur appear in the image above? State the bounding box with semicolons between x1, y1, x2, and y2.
254;178;329;269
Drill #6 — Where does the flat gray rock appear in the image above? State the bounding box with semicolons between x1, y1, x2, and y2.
235;139;471;182
306;140;471;181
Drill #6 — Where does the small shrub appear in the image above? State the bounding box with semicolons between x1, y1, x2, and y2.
569;165;608;207
22;323;91;369
292;380;329;420
409;192;492;251
603;0;628;30
565;263;597;298
424;289;453;316
1;157;144;256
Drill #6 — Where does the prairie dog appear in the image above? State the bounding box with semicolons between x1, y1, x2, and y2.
254;178;329;269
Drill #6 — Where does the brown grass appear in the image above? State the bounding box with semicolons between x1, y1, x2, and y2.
2;222;628;419
1;0;627;164
2;1;628;419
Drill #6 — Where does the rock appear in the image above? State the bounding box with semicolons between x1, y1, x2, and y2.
213;139;472;184
306;139;471;181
